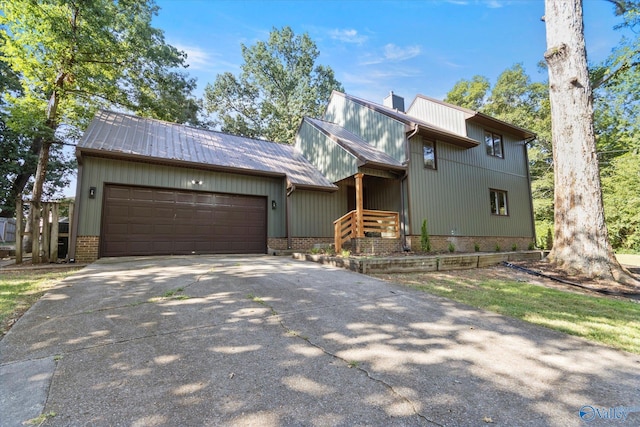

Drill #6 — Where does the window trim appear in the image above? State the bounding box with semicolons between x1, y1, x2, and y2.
490;189;509;216
484;130;504;159
423;140;437;170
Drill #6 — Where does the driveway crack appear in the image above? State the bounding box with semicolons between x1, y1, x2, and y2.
246;295;441;426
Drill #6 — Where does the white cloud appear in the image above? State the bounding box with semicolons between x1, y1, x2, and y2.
174;44;213;71
329;28;368;44
358;43;422;66
383;44;421;61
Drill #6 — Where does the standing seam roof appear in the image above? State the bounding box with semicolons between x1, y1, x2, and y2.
78;110;337;190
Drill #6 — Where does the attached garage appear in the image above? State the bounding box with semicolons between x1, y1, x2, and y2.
71;110;337;262
101;185;267;257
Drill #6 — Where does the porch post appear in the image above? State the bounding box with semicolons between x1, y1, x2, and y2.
355;172;364;238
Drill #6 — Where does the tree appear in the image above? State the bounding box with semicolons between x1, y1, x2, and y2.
543;0;633;282
602;153;640;251
0;0;200;218
444;75;490;110
204;26;344;144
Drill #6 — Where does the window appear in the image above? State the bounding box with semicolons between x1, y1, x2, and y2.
490;189;508;216
423;140;437;169
485;131;503;158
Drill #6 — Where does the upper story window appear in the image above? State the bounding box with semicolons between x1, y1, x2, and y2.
485;131;503;158
423;140;437;170
490;189;508;216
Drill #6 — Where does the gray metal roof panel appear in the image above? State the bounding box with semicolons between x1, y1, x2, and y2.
78;110;336;190
304;117;405;169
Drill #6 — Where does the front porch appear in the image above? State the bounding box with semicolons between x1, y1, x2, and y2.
333;209;400;253
332;172;402;254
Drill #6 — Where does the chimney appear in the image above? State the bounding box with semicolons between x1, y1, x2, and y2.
383;91;404;112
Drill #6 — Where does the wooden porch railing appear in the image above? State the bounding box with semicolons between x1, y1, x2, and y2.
333;209;400;252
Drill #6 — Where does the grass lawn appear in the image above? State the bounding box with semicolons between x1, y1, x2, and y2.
0;269;79;336
374;272;640;354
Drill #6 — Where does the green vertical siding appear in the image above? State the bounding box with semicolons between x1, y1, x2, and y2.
407;98;468;135
295;121;358;183
363;175;401;211
77;157;286;237
289;184;347;237
324;95;407;163
407;135;534;238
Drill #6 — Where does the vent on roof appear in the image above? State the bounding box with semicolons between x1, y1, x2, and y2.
383;91;405;112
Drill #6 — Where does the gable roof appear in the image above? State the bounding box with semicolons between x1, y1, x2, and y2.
410;94;536;140
331;91;480;149
77;110;337;191
303;117;405;171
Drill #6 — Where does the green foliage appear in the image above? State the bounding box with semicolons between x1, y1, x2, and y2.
448;243;455;253
511;243;518;251
0;0;200;209
528;241;535;250
602;153;640;251
203;26;344;144
545;227;554;250
495;244;501;252
444;75;490;110
420;219;431;252
474;242;480;252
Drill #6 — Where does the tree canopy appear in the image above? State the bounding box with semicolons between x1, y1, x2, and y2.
0;0;200;216
203;26;344;144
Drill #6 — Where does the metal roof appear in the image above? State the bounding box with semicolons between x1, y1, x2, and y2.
331;91;480;148
304;117;406;170
77;110;337;190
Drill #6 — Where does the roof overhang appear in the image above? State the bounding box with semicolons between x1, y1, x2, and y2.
412;124;479;148
466;113;536;140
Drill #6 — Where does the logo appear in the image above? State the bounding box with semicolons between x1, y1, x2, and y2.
579;405;640;422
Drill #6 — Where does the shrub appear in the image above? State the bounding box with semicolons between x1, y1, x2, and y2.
511;243;517;251
448;243;455;253
474;243;480;252
421;219;431;252
545;227;553;250
495;244;501;252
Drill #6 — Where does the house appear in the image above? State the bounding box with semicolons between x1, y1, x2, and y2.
69;91;535;262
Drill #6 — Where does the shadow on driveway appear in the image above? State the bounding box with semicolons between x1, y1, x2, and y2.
1;255;638;426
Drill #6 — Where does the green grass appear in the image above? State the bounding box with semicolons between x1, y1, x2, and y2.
387;274;640;354
1;269;78;335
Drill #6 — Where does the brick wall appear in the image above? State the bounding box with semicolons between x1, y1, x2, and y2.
75;236;99;263
347;237;402;255
268;237;335;251
406;235;535;253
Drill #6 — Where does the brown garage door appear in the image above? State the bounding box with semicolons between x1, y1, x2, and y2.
101;185;267;257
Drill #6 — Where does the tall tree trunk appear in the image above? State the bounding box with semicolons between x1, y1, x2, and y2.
544;0;634;284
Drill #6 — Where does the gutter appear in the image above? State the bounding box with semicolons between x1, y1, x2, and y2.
523;136;538;246
286;185;295;250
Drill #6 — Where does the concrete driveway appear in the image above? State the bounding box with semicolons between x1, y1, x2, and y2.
1;256;638;426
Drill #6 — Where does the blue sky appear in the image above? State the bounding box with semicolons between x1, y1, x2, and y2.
153;0;629;104
62;0;629;197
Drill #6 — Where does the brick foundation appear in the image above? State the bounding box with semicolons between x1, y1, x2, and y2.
347;237;402;255
406;235;535;253
75;236;99;263
268;237;335;251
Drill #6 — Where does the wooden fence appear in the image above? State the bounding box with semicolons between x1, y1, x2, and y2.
333;209;399;252
15;199;74;264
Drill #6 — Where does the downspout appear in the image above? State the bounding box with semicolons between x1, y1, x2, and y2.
286;184;295;250
523;136;537;247
68;152;83;262
400;124;419;250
